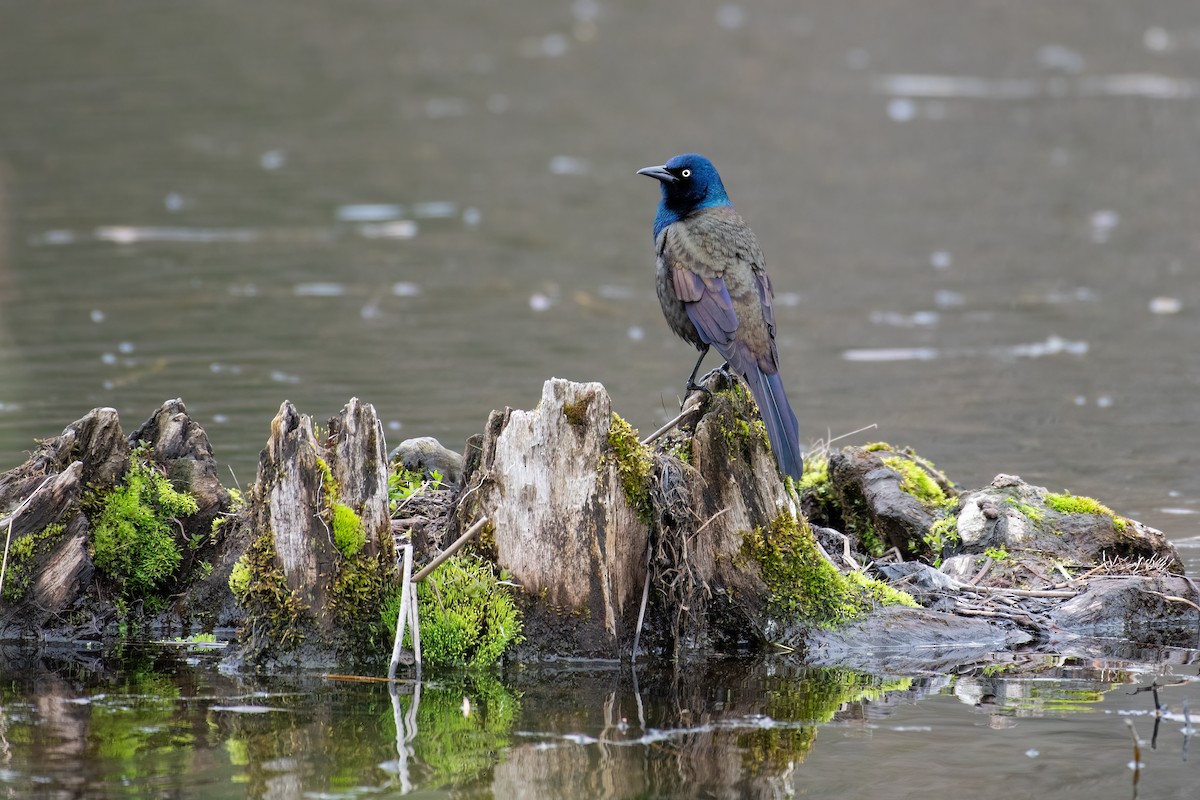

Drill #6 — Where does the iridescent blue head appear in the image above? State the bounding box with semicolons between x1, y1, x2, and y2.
637;153;732;238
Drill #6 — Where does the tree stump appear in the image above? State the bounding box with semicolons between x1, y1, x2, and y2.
230;398;396;666
455;378;652;657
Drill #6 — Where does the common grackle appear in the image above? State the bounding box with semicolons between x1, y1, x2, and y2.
638;153;803;481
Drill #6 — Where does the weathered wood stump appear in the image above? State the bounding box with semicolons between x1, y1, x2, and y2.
0;377;1196;671
453;379;653;657
453;374;827;660
227;398;397;667
0;401;235;639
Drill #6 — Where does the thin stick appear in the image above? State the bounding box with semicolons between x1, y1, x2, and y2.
411;517;489;583
641;392;706;446
388;544;414;681
972;586;1078;598
1140;589;1200;614
0;475;56;600
408;581;422;680
631;543;652;662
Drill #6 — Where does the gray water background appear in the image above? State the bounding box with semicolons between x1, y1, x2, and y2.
2;2;1200;796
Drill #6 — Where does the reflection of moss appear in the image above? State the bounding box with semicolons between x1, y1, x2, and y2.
403;673;520;784
739;512;916;629
740;668;914;774
382;554;522;669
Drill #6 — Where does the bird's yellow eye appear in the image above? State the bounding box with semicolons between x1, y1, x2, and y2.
681;168;692;178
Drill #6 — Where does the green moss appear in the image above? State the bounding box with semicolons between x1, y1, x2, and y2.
1;522;69;602
228;556;252;596
87;448;199;607
714;383;771;453
1044;491;1112;516
331;502;365;558
984;546;1010;562
229;529;308;653
739;511;915;629
606;414;654;526
924;515;959;564
382;554;523;669
798;453;829;492
561;397;590;427
328;544;399;655
1044;491;1128;531
844;570;919;609
881;456;947;506
863;441;892;452
1006;497;1045;523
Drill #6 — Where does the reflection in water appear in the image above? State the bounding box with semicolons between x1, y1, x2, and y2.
0;645;1198;796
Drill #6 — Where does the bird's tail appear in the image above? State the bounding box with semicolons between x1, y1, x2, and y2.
746;368;803;482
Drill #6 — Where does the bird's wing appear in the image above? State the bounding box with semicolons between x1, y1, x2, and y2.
663;209;777;375
671;265;738;349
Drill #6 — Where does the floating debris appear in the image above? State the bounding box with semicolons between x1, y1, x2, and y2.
424;97;467;118
716;4;746;30
1090;210;1119;243
413;201;458;219
842;336;1088;362
391;282;421;297
887;97;917;122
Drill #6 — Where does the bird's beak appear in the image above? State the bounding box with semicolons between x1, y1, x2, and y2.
637;164;676;184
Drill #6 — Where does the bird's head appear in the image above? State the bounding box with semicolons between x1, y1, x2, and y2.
637;153;731;215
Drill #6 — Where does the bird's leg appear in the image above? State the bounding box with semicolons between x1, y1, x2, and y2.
684;345;711;396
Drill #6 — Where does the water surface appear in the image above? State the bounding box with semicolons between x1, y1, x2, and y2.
2;2;1200;796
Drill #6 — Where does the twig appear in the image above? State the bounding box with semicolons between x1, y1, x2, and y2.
641;392;706;446
1139;589;1200;614
412;516;490;583
972;586;1078;599
632;542;652;662
968;557;994;586
0;475;56;601
388;544;414;681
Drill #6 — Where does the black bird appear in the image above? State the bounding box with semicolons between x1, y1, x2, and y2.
638;153;803;481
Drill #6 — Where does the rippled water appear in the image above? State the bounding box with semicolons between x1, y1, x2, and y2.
2;1;1200;795
5;643;1200;798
